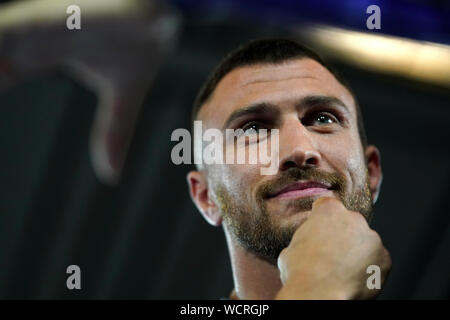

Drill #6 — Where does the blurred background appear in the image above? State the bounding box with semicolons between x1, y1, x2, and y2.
0;0;449;299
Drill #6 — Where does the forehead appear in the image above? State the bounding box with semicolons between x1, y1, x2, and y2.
199;58;356;129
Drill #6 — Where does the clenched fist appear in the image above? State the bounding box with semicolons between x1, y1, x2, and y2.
276;197;391;300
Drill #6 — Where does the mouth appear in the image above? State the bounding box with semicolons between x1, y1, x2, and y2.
268;181;334;200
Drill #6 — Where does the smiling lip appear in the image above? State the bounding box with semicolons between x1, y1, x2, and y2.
270;181;333;199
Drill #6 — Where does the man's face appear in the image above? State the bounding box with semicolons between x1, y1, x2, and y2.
190;58;380;262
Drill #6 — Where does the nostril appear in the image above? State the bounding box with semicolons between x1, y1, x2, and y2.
282;160;298;170
305;157;318;166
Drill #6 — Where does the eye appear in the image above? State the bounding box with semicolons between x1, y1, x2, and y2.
312;112;339;126
242;121;265;134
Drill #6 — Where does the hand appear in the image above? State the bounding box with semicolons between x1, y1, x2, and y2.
275;197;391;300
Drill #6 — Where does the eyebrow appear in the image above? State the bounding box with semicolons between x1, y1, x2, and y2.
298;95;350;113
222;95;350;129
222;103;279;129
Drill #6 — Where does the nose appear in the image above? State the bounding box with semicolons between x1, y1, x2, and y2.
278;117;321;171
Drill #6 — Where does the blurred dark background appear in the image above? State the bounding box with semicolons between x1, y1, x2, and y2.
0;0;449;299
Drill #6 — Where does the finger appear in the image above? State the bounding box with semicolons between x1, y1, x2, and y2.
311;196;345;213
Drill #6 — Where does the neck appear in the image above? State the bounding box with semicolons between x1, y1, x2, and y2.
224;226;283;300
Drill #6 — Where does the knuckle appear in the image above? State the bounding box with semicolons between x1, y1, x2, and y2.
382;248;392;269
350;210;368;225
369;229;383;245
368;228;380;239
345;210;368;231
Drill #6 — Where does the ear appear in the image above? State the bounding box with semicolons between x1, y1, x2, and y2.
187;170;222;226
365;145;383;204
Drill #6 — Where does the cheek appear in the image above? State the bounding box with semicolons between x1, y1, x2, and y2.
320;132;366;189
216;138;273;201
210;163;262;204
346;148;367;190
346;133;367;187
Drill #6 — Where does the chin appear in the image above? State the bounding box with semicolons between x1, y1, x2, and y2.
270;209;312;229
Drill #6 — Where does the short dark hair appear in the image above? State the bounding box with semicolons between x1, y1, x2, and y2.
192;38;367;148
